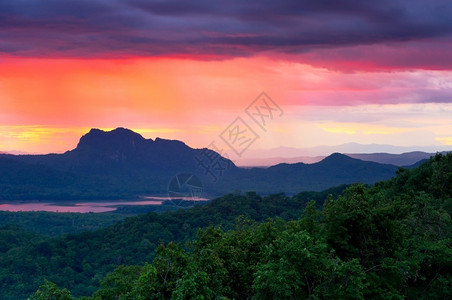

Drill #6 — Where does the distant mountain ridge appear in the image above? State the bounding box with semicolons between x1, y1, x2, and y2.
236;153;399;193
0;128;414;199
243;143;451;157
345;151;450;166
237;151;449;167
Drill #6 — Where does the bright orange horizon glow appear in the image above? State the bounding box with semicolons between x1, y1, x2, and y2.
1;56;452;156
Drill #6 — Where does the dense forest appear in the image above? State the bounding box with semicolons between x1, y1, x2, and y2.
0;185;345;299
0;200;201;237
0;211;126;236
1;154;451;299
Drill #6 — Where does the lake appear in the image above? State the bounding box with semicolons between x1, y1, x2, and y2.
0;197;209;213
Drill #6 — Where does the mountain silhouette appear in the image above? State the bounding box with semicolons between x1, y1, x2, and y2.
0;128;402;199
224;153;398;194
8;127;233;176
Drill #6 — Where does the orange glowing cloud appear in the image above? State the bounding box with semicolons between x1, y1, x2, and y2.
0;56;289;126
0;56;290;152
1;56;452;154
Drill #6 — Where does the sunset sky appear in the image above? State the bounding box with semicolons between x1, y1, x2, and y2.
1;0;452;159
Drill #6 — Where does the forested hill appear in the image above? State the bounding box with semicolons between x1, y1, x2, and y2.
0;186;346;299
0;153;450;299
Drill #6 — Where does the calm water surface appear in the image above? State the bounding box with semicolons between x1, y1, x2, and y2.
0;197;208;213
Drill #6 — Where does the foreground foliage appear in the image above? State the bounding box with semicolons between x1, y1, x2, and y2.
0;186;342;299
9;154;452;298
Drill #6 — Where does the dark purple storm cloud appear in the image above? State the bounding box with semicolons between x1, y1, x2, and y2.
0;0;451;69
